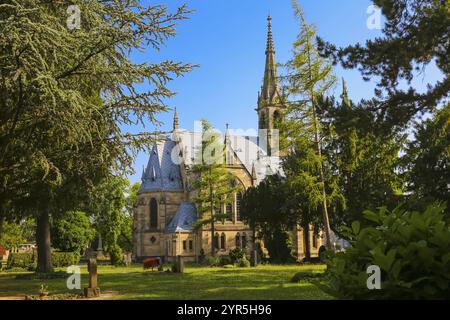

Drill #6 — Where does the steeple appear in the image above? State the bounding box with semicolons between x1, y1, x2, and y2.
260;15;281;106
341;78;350;107
173;108;179;131
257;15;285;157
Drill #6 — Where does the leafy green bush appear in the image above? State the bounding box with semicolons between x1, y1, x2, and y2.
219;255;232;266
290;271;322;283
205;255;220;266
7;253;36;270
324;203;450;299
51;252;80;267
229;247;245;263
237;257;250;268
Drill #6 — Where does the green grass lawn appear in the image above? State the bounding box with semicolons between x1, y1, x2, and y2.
0;264;333;300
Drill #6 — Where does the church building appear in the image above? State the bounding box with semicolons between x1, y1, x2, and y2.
132;16;324;262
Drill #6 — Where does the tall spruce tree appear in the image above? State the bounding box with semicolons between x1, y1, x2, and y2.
0;1;194;272
192;120;240;256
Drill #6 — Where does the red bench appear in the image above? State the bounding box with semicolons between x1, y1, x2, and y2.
143;258;160;271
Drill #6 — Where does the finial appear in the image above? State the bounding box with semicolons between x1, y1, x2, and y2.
173;107;179;131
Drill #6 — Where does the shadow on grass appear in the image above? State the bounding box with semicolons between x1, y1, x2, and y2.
0;265;332;300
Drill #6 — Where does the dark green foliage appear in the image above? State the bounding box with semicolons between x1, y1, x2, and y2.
406;106;450;209
317;95;405;227
205;255;220;267
324;203;450;299
7;252;36;270
290;271;322;283
0;0;194;273
237;258;250;268
107;244;124;266
264;229;296;264
229;247;245;263
51;252;80;268
318;0;450;127
219;255;232;266
51;211;94;254
241;175;296;263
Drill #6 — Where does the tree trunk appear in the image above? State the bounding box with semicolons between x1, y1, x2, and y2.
209;173;215;256
302;218;311;261
311;99;333;250
36;211;53;273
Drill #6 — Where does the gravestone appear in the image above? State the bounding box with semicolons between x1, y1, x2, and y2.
84;258;100;298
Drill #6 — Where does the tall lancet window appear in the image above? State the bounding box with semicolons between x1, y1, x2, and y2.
149;198;158;229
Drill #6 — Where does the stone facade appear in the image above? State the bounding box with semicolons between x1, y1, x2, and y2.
132;16;324;263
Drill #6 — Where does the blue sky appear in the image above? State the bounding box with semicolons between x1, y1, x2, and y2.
126;0;442;184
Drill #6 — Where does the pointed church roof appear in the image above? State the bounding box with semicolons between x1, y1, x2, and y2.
260;15;281;106
140;140;183;192
164;202;197;233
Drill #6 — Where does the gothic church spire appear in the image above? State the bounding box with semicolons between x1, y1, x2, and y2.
260;15;281;105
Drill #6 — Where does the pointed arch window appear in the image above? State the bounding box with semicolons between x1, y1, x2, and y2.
149;198;158;229
220;233;226;250
259;112;266;129
235;232;241;248
213;232;220;250
242;232;247;248
236;192;242;221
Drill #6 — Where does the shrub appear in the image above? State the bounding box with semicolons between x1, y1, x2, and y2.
229;247;245;263
205;255;220;267
290;271;322;283
7;253;36;270
52;252;80;267
324;203;450;299
219;255;232;266
237;258;250;268
108;244;124;266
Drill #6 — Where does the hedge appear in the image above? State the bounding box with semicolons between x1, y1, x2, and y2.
7;253;36;270
52;251;80;267
6;251;80;269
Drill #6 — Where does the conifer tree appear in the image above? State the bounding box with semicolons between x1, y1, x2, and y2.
192;120;240;256
281;1;338;249
0;1;194;272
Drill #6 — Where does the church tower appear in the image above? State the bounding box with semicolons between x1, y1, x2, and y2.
257;15;284;156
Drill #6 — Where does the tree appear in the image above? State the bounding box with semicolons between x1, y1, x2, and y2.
192;120;239;256
91;176;129;265
241;175;296;263
281;0;338;249
317;94;405;228
51;211;95;254
0;1;194;272
318;0;450;127
406;105;450;209
0;220;24;250
119;182;141;253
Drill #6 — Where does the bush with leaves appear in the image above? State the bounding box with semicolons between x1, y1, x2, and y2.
7;253;36;270
229;247;245;263
237;258;250;268
51;211;94;255
51;252;80;268
323;203;450;299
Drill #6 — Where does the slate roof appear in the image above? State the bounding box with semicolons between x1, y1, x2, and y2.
139;140;183;192
175;130;283;184
139;130;283;193
164;202;198;233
